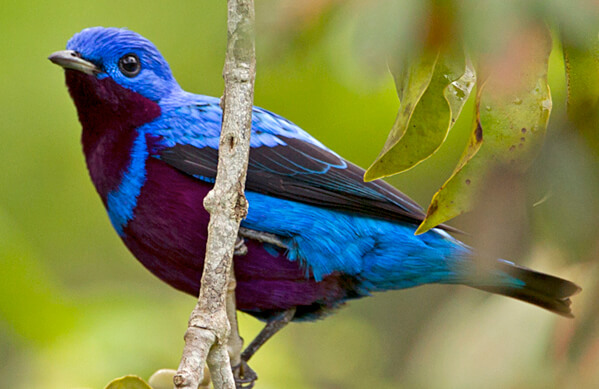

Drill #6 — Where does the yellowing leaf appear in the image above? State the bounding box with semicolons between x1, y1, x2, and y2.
364;50;475;181
417;26;552;234
104;375;152;389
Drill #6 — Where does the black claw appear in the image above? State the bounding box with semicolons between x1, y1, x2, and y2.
232;308;295;387
233;360;258;389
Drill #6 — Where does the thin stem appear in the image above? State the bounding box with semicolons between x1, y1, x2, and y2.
174;1;255;388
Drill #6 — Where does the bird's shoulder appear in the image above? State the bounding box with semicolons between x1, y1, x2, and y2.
144;92;332;153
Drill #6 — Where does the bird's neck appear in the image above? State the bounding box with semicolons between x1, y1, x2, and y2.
65;70;161;201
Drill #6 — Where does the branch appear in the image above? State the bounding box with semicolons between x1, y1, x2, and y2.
174;1;255;388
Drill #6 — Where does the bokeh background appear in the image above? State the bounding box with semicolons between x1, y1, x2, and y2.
1;0;598;388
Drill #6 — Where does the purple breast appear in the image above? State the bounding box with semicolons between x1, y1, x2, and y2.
123;157;352;317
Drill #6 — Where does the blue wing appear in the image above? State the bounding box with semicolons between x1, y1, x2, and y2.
146;95;453;229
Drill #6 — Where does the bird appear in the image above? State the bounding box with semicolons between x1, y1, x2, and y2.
49;27;580;386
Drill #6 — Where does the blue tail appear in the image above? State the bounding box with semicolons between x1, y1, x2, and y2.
242;192;580;316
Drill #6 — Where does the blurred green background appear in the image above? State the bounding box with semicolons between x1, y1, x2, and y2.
1;0;598;388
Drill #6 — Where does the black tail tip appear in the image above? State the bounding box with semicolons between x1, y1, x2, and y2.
475;262;581;318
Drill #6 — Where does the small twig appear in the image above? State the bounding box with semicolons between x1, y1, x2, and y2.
174;1;255;388
226;266;244;368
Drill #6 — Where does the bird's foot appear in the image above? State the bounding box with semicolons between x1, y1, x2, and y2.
234;236;248;256
232;360;258;389
238;227;287;249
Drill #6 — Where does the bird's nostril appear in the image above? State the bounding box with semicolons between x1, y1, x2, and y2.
71;51;81;58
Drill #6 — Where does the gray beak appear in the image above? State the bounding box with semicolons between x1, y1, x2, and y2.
48;50;100;75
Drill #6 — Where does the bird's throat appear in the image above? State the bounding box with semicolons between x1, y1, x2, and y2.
64;70;161;201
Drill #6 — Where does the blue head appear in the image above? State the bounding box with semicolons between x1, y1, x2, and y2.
63;27;180;101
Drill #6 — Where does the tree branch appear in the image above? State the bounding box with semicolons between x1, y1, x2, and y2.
174;0;255;388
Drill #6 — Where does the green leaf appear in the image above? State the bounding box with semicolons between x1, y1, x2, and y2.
563;32;599;152
364;49;475;181
416;27;552;234
104;375;152;389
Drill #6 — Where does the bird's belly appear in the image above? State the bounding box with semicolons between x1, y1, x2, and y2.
120;158;351;319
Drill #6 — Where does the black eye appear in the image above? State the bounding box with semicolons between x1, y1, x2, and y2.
118;53;141;77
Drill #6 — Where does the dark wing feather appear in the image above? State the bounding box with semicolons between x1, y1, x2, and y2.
158;136;458;232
